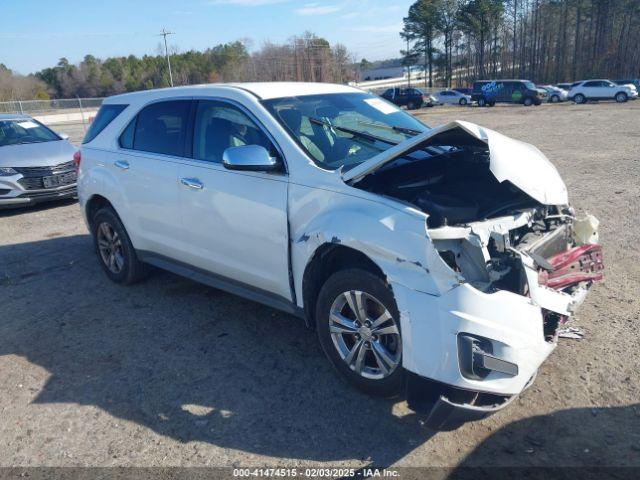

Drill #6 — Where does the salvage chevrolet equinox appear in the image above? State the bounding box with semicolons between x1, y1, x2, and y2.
77;83;604;430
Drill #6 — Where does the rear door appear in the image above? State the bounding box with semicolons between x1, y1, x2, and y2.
177;99;291;299
581;81;599;99
116;99;192;259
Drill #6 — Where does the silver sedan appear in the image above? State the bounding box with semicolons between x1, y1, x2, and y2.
432;90;472;106
0;114;77;208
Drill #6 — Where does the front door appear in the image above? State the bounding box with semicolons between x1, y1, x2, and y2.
177;100;291;299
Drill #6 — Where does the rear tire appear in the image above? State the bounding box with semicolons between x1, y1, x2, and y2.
478;97;487;107
92;207;148;285
315;269;404;397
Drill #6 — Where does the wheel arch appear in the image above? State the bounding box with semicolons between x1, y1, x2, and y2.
85;194;116;229
301;243;386;328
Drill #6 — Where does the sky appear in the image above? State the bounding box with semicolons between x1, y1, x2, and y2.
1;0;414;74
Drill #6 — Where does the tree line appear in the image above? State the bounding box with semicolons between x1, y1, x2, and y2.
402;0;640;88
0;32;357;101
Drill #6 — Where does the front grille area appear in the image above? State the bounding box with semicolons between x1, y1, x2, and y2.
18;177;46;190
13;160;74;176
14;160;76;191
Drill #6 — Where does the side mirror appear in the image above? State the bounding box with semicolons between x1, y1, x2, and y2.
60;133;70;140
222;145;280;172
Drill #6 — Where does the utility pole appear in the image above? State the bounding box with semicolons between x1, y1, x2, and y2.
158;28;175;87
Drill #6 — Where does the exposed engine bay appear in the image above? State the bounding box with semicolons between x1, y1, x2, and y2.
353;139;604;341
355;146;539;229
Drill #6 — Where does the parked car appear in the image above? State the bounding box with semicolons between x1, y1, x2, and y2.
432;90;472;106
78;82;603;431
0;114;77;208
613;79;640;92
472;80;546;106
452;87;472;95
380;87;434;109
556;83;573;91
538;85;569;103
568;79;638;104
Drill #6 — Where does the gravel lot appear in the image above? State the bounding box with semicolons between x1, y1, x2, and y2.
1;102;639;469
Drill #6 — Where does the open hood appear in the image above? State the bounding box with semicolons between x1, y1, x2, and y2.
341;120;568;205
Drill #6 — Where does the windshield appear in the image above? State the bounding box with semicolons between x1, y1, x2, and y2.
262;92;429;170
0;119;60;147
524;81;537;90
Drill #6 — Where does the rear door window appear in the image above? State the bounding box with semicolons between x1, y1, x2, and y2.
133;100;192;157
82;104;127;144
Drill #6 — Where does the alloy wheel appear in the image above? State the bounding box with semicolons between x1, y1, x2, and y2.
329;290;401;380
97;222;125;274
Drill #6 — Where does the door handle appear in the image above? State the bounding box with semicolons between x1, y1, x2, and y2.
114;160;130;170
180;177;204;190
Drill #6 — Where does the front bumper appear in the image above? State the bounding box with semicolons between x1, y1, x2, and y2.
405;372;527;431
0;176;77;208
0;170;77;209
393;281;557;397
391;276;596;429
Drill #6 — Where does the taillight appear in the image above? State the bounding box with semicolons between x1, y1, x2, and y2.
73;151;81;173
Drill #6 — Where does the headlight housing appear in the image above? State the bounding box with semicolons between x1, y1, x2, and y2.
0;167;18;176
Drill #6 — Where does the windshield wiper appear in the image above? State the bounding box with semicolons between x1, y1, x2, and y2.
353;120;424;137
309;117;399;145
391;125;422;136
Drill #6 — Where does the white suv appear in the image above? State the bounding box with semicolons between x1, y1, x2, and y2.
77;83;603;430
569;79;638;104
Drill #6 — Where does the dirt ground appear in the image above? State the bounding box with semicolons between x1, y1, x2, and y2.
1;101;639;470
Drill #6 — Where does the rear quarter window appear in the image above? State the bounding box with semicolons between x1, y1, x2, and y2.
82;104;128;144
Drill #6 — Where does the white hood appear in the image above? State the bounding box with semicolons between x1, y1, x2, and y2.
341;120;569;205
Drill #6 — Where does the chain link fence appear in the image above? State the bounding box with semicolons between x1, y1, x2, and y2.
0;98;104;136
0;98;104;116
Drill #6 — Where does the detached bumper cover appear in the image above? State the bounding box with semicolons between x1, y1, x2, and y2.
406;372;532;431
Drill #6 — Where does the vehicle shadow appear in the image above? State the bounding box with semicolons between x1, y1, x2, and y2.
0;234;434;464
0;198;77;218
449;403;640;478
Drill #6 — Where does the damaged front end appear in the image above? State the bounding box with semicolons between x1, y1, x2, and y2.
346;119;604;337
429;209;604;339
345;120;604;429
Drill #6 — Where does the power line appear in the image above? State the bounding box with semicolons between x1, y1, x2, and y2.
157;28;175;87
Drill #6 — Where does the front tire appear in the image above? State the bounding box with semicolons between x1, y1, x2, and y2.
315;269;404;397
615;92;628;103
459;98;468;105
92;207;148;285
477;97;487;107
574;93;586;104
551;95;560;103
523;97;534;106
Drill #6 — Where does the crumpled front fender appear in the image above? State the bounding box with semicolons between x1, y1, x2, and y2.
288;183;461;307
